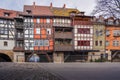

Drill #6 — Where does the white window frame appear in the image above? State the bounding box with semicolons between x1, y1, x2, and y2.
34;40;39;46
37;18;40;23
36;28;40;34
44;40;49;46
46;18;50;23
46;28;51;35
39;40;44;46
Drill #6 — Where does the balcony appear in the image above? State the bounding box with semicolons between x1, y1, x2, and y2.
113;33;120;37
54;32;73;39
54;45;73;51
53;23;72;27
15;23;24;29
16;34;24;40
74;21;92;25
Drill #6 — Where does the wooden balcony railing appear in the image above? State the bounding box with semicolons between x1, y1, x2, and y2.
54;32;73;39
54;45;73;51
53;23;72;27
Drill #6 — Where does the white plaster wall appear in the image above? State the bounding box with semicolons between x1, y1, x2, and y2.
0;40;15;50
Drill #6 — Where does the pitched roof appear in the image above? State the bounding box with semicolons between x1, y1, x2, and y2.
0;8;20;19
51;7;80;17
24;5;53;16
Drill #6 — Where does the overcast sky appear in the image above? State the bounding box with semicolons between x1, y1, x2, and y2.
0;0;96;15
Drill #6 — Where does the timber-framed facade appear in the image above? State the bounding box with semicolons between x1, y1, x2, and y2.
0;2;120;62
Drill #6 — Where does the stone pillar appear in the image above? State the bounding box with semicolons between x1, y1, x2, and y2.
106;50;111;61
13;52;25;62
88;51;104;62
53;52;64;63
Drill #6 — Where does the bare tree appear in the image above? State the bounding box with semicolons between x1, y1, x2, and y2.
92;0;120;18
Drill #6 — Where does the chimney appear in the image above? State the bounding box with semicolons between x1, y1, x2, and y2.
33;2;36;8
63;4;66;8
50;2;52;9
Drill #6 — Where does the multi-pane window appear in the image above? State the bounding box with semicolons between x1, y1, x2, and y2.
96;30;103;36
34;40;49;46
113;30;120;36
39;40;44;46
46;18;50;23
34;40;39;46
44;40;49;46
78;28;90;34
0;28;8;34
106;30;110;36
29;28;33;34
17;32;23;38
37;18;40;23
16;41;23;47
106;41;109;46
113;40;119;46
108;20;113;25
100;41;102;46
29;42;33;48
95;41;98;46
36;28;40;34
78;40;90;46
4;13;10;17
4;41;8;46
46;28;51;35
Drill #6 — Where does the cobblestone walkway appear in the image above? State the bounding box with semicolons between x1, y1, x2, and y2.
0;63;61;80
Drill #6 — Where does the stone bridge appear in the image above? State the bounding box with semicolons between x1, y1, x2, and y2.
0;50;13;62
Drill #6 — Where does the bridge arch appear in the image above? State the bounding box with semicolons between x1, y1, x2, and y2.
0;53;12;62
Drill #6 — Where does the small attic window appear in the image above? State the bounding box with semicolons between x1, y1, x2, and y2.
4;12;10;17
70;11;77;16
26;10;32;14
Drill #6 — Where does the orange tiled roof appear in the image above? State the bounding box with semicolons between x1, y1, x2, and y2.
24;5;53;16
0;8;20;19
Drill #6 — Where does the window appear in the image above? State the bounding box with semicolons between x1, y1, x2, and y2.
4;41;8;46
65;19;67;23
0;28;8;35
44;40;49;46
29;42;33;47
62;19;64;23
37;18;40;23
106;41;109;46
46;28;51;35
36;28;40;34
39;40;43;46
16;41;23;47
29;28;33;34
105;53;108;59
46;19;50;23
26;10;32;14
96;29;103;36
95;41;98;46
4;13;10;17
78;40;90;46
106;30;110;36
17;32;23;38
113;40;119;46
101;54;103;59
34;40;39;46
113;30;120;36
78;28;90;34
100;41;102;46
68;20;71;24
108;20;113;25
